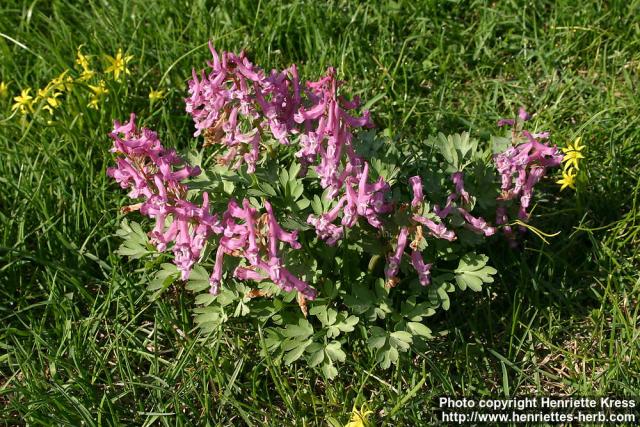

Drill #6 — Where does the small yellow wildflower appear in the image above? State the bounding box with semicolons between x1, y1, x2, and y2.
88;80;109;109
104;48;133;81
12;88;34;114
76;45;90;70
80;68;96;81
345;404;374;427
561;137;585;170
43;91;63;115
76;46;96;81
556;168;577;191
0;81;8;98
50;70;74;92
149;89;165;102
36;85;63;115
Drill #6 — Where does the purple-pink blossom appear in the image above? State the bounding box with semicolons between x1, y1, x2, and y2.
107;114;218;281
410;250;432;286
108;114;316;299
493;110;563;239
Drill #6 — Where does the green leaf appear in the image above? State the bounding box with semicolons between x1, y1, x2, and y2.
407;322;433;338
282;318;313;339
283;339;312;365
147;263;178;299
295;198;310;210
322;361;338;379
195;293;216;306
325;341;346;363
288;162;301;180
335;314;359;333
115;219;151;259
222;179;235;194
311;306;338;327
307;348;325;367
279;169;289;189
194;305;227;330
306;343;325;367
491;135;512;154
376;343;399;369
290;180;304;200
367;326;387;350
186;265;210;292
233;300;250;317
390;331;413;351
430;132;482;170
454;253;497;292
311;195;324;215
400;297;436;321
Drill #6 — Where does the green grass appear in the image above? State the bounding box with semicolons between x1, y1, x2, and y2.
1;0;639;424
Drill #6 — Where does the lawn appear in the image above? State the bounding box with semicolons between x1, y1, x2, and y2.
1;0;639;425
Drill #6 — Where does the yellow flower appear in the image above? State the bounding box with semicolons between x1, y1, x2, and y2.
561;137;585;170
556;167;577;191
76;45;91;70
104;48;133;80
149;89;165;102
88;80;109;109
45;92;62;115
76;46;96;81
0;81;8;98
89;81;109;97
80;68;96;81
51;70;74;92
12;88;34;114
36;86;63;115
345;404;374;427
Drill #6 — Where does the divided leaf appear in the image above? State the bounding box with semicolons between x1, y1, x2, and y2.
454;253;497;292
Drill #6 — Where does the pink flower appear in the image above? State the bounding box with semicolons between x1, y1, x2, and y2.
410;250;432;286
457;208;496;237
493;110;563;239
412;214;457;241
108;114;219;282
209;245;225;295
408;176;424;208
451;172;471;204
518;107;531;122
385;226;409;281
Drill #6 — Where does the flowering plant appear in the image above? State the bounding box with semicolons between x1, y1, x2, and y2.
109;44;563;376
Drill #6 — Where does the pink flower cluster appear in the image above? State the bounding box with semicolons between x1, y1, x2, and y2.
111;49;565;299
108;114;316;299
211;199;317;299
107;113;214;281
293;67;373;197
384;173;500;286
493;108;562;238
185;45;389;247
185;43;300;172
307;162;392;245
384;226;433;287
434;172;496;237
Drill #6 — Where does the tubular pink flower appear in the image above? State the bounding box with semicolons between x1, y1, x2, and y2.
385;226;409;281
408;176;424;208
265;201;301;250
451;172;471;204
234;266;266;281
241;199;260;265
457;208;496;237
410;250;432;286
518;107;531;122
434;193;457;219
209;245;226;295
412;214;456;241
